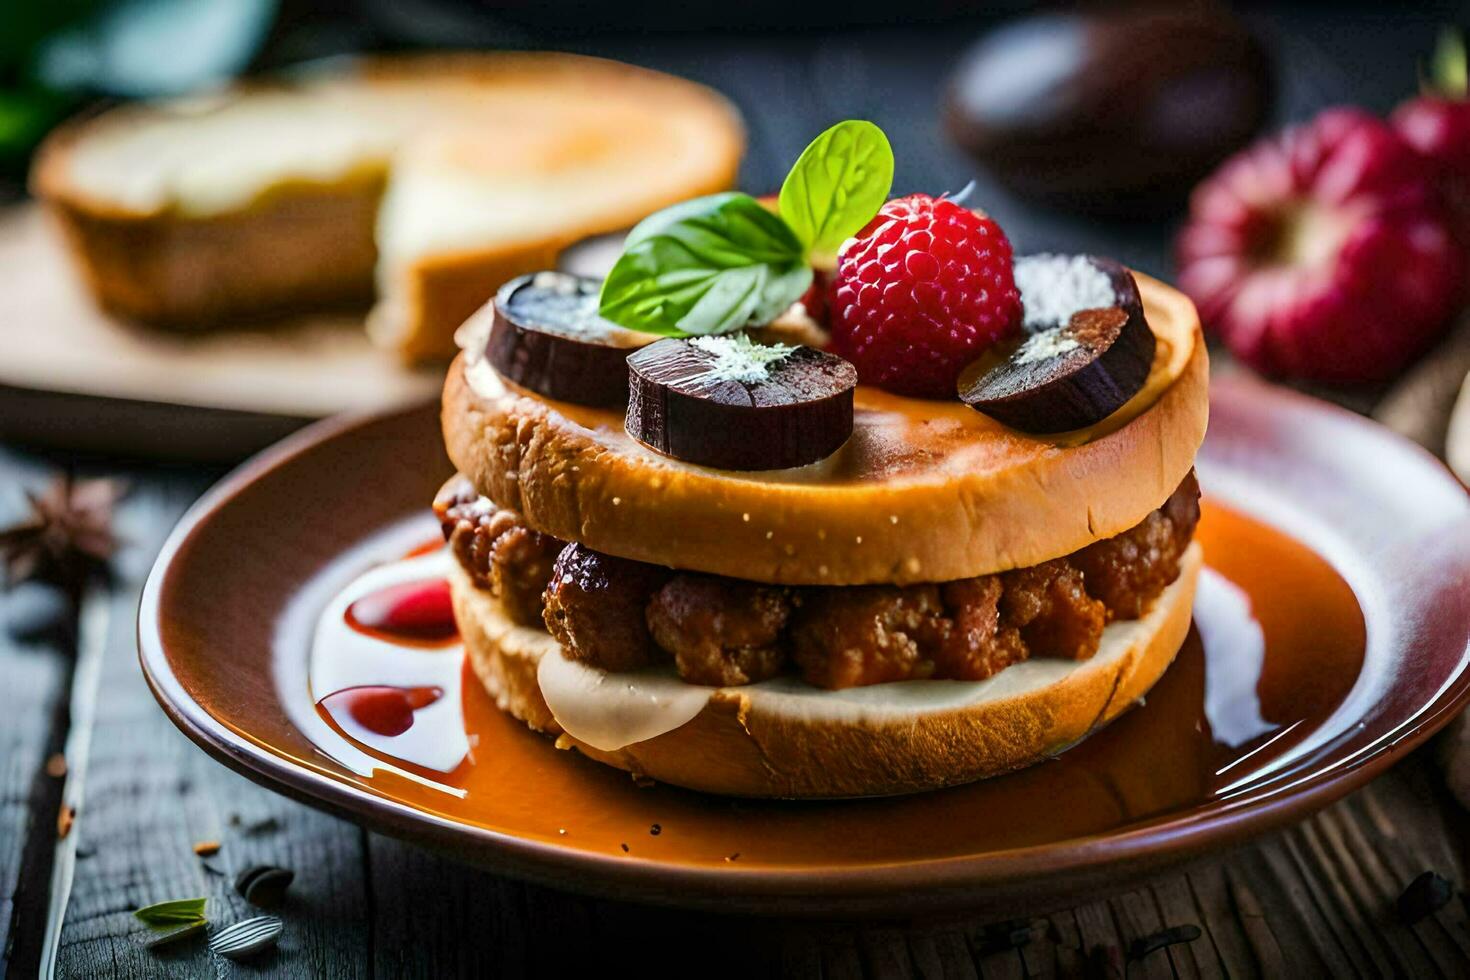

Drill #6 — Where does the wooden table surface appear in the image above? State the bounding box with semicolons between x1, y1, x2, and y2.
5;10;1470;977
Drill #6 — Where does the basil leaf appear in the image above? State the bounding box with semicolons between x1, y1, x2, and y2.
778;120;893;256
599;193;812;336
623;192;743;248
134;897;207;929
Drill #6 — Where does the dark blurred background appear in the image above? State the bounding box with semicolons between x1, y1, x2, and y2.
4;0;1466;281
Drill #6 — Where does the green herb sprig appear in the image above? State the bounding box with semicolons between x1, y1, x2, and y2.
599;120;894;337
134;896;209;947
134;896;208;928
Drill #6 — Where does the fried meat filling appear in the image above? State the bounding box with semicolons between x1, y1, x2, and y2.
438;472;1200;690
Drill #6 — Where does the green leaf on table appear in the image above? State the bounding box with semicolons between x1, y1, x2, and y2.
134;896;208;929
140;920;208;949
778;119;893;255
599;193;812;337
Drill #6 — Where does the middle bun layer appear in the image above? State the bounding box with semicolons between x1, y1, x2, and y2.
443;273;1207;585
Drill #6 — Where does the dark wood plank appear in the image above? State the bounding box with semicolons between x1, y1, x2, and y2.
1182;861;1263;977
859;927;916;980
1107;888;1172;979
1144;878;1215;979
365;833;827;978
1221;863;1290;977
1251;834;1366;975
0;453;78;975
43;478;373;978
1347;779;1470;971
908;929;977;980
364;840;534;978
780;924;828;979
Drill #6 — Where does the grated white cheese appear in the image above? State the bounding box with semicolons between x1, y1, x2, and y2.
1016;254;1116;330
531;270;585;295
688;334;796;384
1015;327;1082;365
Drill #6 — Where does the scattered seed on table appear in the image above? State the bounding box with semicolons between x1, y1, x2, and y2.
235;865;295;907
1398;871;1453;923
232;869;292;910
209;915;283;960
1129;924;1202;959
243;817;281;836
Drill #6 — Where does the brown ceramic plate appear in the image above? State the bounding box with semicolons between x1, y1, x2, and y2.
138;376;1470;917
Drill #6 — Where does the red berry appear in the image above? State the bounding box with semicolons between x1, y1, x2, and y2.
1176;107;1465;383
797;266;836;328
831;194;1022;397
1393;95;1470;248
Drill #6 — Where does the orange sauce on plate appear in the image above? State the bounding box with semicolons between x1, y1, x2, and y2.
308;502;1365;869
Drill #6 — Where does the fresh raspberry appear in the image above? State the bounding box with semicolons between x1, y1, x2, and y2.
797;266;836;328
831;194;1022;398
1176;108;1465;382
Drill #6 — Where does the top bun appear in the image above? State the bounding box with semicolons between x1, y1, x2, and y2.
442;273;1208;585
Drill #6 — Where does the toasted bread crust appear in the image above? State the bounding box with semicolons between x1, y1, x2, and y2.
38;171;386;326
451;544;1201;798
443;275;1208;585
31;52;743;349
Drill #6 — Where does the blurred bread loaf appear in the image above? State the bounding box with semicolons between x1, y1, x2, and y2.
30;53;743;360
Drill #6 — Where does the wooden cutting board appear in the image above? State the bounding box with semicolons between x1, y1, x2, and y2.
0;206;443;461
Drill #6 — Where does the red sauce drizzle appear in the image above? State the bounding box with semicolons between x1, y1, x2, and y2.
320;685;445;737
346;578;457;644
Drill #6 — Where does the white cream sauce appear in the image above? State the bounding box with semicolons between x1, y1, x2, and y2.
308;549;469;773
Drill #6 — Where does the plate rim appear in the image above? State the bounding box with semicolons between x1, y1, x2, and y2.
137;378;1470;916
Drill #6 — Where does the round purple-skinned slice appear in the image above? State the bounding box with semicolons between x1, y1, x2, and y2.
486;271;653;408
626;335;858;471
958;255;1156;433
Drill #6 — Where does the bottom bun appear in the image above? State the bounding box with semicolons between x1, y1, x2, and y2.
450;543;1202;798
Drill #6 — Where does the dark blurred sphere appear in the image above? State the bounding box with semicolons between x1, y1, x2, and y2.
944;8;1275;217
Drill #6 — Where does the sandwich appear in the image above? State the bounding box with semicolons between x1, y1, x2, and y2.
30;53;742;361
434;121;1208;797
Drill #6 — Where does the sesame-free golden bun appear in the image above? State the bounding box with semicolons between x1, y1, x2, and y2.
442;273;1208;585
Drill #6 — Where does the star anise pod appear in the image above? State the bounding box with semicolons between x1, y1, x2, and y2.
0;474;124;590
